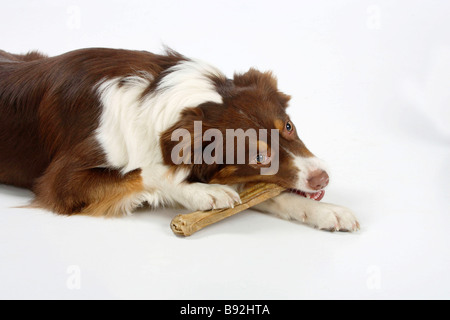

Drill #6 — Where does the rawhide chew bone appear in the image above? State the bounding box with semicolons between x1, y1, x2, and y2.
170;183;286;236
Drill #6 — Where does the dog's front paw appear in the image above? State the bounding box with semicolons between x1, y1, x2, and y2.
305;203;360;232
182;183;241;211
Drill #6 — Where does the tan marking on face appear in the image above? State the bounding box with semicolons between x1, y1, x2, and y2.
274;119;284;132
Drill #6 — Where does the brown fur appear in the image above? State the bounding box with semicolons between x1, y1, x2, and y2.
160;69;314;189
1;48;317;217
0;48;183;216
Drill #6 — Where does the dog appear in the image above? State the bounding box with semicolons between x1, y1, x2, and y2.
0;48;359;232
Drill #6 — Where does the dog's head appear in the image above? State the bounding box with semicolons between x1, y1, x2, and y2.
161;68;329;200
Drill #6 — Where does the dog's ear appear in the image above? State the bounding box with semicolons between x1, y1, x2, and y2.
278;92;291;108
160;105;226;167
160;106;203;166
180;105;205;119
234;68;278;91
234;69;291;108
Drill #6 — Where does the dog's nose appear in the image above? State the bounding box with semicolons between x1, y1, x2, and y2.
307;170;329;190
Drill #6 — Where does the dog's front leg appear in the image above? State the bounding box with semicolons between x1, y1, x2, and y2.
253;192;359;232
142;166;241;211
174;182;241;211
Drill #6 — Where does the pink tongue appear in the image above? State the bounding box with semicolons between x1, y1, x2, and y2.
289;189;325;201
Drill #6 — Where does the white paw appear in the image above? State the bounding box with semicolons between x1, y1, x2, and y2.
182;183;241;211
305;203;360;232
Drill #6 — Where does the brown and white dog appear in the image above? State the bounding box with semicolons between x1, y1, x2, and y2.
0;48;359;232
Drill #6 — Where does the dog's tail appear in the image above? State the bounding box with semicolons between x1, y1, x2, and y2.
0;50;47;63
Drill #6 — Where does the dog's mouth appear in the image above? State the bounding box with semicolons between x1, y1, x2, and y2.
287;188;325;201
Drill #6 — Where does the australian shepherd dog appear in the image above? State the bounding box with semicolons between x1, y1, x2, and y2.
0;48;358;232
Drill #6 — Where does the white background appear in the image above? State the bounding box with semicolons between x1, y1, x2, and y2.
0;0;449;299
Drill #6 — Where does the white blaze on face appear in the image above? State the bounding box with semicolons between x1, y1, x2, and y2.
292;154;329;193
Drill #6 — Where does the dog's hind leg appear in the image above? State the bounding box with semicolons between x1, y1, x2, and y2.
33;155;147;217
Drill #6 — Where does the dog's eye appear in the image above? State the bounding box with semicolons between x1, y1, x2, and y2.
286;120;293;132
255;154;266;164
